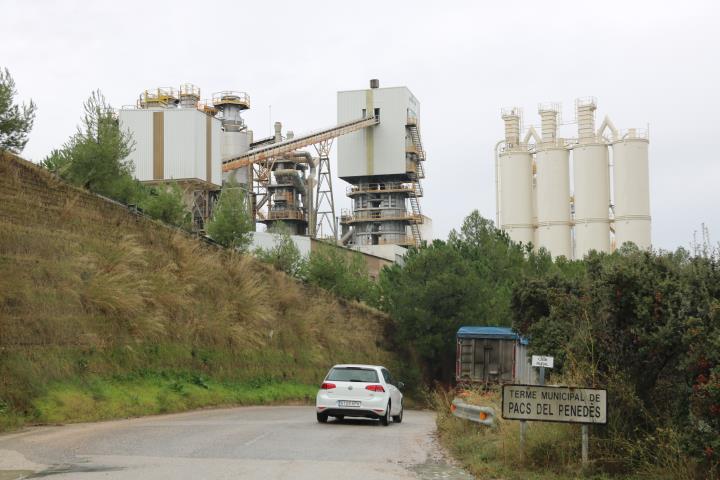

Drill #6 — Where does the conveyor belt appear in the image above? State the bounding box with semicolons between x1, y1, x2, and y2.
222;116;378;172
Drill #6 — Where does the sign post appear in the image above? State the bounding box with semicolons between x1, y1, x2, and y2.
521;355;556;457
531;355;554;387
502;384;606;465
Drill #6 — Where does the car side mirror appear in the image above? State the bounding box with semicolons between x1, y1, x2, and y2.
397;381;405;390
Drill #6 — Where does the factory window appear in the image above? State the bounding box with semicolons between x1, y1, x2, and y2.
374;108;380;120
362;108;366;118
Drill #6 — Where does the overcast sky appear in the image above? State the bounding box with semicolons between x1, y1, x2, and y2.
3;0;719;251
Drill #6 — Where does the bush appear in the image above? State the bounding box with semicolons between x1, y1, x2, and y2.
140;182;190;229
254;222;307;277
206;184;254;251
305;242;378;304
511;247;720;476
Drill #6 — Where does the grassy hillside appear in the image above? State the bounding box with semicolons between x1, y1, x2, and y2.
0;152;397;429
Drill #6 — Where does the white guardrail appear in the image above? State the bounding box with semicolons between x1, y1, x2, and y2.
451;398;496;426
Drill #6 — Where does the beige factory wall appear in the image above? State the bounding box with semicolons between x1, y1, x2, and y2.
119;108;222;186
337;86;419;179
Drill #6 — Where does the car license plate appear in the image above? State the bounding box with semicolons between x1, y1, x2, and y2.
337;400;361;407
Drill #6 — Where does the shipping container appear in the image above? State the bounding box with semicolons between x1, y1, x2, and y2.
455;326;533;385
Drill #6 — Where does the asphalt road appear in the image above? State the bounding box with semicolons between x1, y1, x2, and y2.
0;406;473;479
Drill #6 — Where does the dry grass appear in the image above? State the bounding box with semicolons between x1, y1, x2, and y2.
433;386;627;479
0;152;397;428
434;384;710;479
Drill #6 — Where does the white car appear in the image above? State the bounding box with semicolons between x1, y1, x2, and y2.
315;364;404;426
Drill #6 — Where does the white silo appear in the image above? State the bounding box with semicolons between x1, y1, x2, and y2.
572;98;611;257
613;128;651;249
535;104;572;258
498;108;534;245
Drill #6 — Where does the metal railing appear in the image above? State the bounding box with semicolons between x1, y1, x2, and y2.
451;398;496;426
341;210;423;224
267;209;306;221
212;91;251;109
618;128;649;140
346;182;415;195
139;87;178;108
197;99;218;115
180;83;201;97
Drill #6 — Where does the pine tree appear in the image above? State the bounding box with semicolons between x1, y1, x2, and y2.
0;67;36;153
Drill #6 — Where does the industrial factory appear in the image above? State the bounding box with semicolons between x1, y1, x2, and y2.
496;98;651;259
119;79;430;260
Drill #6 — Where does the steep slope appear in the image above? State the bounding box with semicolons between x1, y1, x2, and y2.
0;152;396;428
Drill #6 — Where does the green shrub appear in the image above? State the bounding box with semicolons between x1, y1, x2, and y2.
206;184;254;250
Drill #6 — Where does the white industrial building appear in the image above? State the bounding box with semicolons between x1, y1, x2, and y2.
119;85;252;230
119;80;430;261
120;106;223;186
337;80;428;250
496;98;650;259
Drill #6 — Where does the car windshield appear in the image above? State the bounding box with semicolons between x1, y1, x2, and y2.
326;367;379;383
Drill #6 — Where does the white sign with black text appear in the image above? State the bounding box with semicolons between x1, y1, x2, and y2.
531;355;554;368
502;384;607;424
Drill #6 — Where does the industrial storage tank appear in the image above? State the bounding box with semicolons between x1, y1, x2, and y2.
213;91;252;187
572;98;610;258
221;130;251;185
498;108;534;245
613;129;651;249
535;105;572;258
495;97;650;260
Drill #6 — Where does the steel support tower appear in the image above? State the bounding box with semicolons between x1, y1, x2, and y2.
313;140;338;240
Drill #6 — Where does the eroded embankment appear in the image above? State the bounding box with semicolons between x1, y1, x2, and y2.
0;152;396;430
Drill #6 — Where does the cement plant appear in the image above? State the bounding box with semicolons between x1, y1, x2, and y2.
119;79;429;263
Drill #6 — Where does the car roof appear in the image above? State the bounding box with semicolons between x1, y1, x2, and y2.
330;364;385;370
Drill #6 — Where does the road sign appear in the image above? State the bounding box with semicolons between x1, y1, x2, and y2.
501;384;607;424
531;355;554;368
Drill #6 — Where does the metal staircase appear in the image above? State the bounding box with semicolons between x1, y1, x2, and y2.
408;184;423;246
406;122;426;246
407;125;426;161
